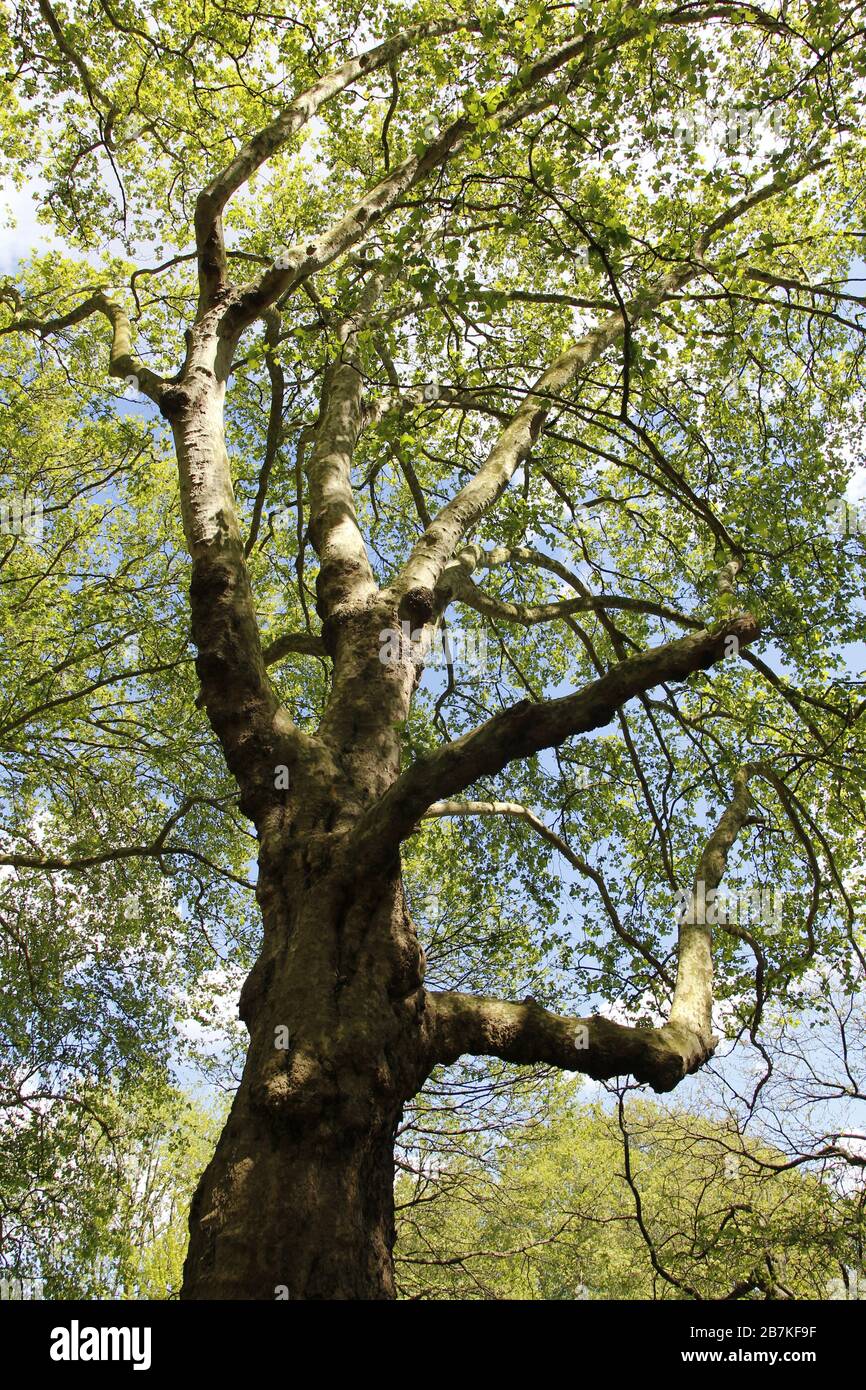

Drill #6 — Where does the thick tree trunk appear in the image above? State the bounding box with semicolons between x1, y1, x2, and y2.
168;347;429;1296
181;1083;403;1299
181;837;429;1300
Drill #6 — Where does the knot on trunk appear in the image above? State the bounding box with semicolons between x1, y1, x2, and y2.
398;587;435;628
318;595;377;656
159;383;195;420
250;1052;334;1122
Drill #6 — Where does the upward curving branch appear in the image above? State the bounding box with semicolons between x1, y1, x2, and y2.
225;22;655;329
423;768;755;1092
193;18;479;309
391;147;830;602
0;290;166;403
303;272;390;633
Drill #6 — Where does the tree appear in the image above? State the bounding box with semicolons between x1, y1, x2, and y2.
395;1082;866;1301
0;0;864;1299
0;1077;223;1300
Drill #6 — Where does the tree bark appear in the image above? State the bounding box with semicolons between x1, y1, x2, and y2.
6;5;846;1306
181;1060;406;1300
181;829;429;1299
180;765;754;1298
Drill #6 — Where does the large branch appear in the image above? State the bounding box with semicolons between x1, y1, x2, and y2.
303;271;391;632
388;270;697;603
424;993;712;1092
226;24;641;330
422;799;672;983
36;0;112;122
351;613;759;866
262;631;326;666
0;290;166;402
226;3;801;331
423;769;755;1091
162;317;312;822
668;766;752;1037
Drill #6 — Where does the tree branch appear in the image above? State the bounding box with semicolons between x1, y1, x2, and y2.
423;768;755;1092
227;25;626;329
390;146;831;601
262;631;326;665
304;272;389;632
351;613;759;865
193;19;478;307
423;993;712;1093
244;309;285;555
669;766;753;1038
422;799;673;983
0;290;166;402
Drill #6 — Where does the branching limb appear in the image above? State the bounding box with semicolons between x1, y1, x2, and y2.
245;309;285;555
193;19;478;307
391;147;830;601
669;766;753;1039
304;272;390;632
0;290;166;402
436;543;699;630
423;992;713;1094
262;631;326;665
351;614;759;864
0;796;253;888
422;799;673;983
227;26;624;329
422;769;756;1093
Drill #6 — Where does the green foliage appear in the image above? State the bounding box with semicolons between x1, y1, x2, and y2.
0;1;864;1293
0;1078;225;1299
396;1080;864;1300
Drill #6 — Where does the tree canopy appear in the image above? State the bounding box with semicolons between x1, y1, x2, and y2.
0;0;864;1300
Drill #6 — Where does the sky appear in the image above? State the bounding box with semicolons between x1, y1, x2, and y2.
0;175;51;273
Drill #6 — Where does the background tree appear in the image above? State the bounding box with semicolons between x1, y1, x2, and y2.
395;991;866;1299
0;0;864;1299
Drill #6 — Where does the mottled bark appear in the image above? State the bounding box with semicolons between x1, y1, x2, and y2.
425;993;716;1093
170;339;761;1297
2;2;846;1306
182;804;429;1299
181;736;757;1297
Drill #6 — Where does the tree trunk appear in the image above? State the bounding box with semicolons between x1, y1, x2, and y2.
181;837;429;1300
167;346;431;1297
181;1084;404;1300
